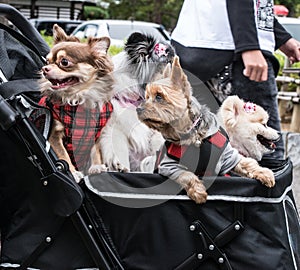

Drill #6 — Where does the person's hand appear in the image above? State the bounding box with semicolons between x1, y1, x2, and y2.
279;38;300;64
241;50;268;82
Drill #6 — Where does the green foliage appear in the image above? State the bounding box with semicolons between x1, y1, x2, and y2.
108;45;124;56
41;30;54;47
105;0;184;30
83;6;109;20
275;51;300;91
274;0;300;17
275;52;287;76
275;52;300;74
295;4;300;17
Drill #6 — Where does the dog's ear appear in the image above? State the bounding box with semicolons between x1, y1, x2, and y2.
170;56;191;96
170;56;182;84
220;95;244;129
88;36;111;56
53;24;79;44
53;24;68;44
163;63;172;78
126;32;147;45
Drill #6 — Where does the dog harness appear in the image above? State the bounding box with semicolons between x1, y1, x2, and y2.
157;128;229;177
39;97;113;171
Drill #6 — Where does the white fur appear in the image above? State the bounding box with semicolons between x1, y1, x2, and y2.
100;53;164;172
218;95;280;161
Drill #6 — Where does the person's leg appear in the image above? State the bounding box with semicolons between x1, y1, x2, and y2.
230;58;284;159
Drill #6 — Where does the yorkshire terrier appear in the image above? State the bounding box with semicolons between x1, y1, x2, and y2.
219;95;280;161
39;24;114;182
137;56;275;204
100;32;175;172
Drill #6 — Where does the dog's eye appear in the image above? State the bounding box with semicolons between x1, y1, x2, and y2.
60;58;70;67
155;94;163;102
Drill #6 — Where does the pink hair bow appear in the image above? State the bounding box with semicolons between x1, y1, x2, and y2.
154;43;168;57
243;102;256;113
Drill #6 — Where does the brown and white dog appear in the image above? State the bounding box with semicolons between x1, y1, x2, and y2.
218;95;280;161
137;56;275;204
100;32;175;172
39;24;114;181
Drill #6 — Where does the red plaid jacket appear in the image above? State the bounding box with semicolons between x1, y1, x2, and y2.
39;97;113;171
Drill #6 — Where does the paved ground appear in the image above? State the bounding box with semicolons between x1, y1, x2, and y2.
282;132;300;213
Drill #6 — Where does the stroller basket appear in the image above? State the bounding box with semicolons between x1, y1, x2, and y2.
81;162;300;270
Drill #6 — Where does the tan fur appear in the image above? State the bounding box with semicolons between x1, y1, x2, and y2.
48;119;76;170
137;56;275;204
40;25;113;108
40;24;114;182
177;171;207;204
219;95;280;160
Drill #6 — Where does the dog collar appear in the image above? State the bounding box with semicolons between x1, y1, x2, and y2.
187;116;202;133
179;115;202;143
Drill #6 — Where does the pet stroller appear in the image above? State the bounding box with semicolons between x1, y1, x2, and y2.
0;4;300;270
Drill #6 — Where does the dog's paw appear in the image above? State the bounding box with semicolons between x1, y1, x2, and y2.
111;161;129;172
253;167;275;188
88;164;108;174
72;171;85;183
185;179;207;204
234;157;275;188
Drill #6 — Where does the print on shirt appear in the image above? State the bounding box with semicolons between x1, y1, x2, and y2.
256;0;274;32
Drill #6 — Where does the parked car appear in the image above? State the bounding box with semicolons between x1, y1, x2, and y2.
71;19;171;47
29;18;83;36
277;16;300;42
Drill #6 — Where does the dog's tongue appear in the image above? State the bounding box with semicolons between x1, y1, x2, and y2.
270;142;276;149
257;134;277;150
50;77;78;89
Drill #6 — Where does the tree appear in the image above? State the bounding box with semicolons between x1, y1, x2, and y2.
275;0;300;17
105;0;183;30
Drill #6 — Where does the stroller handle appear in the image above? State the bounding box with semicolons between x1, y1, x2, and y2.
0;3;49;57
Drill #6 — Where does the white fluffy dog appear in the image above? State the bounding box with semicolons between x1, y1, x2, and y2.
100;32;175;172
218;95;280;161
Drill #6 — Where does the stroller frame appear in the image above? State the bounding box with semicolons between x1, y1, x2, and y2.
0;4;123;269
0;90;124;270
